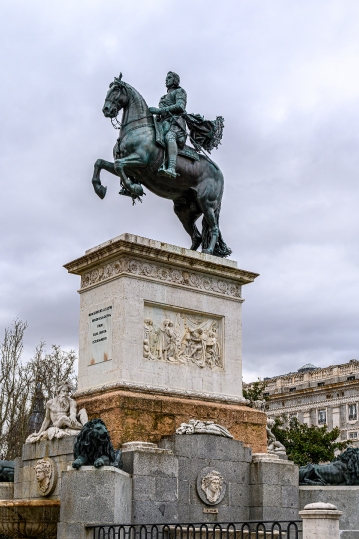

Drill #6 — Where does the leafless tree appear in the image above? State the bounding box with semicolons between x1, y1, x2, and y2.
0;319;77;460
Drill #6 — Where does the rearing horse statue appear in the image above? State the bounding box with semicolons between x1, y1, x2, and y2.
92;75;231;258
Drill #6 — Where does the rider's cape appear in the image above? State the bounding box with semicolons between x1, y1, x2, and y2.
184;114;224;153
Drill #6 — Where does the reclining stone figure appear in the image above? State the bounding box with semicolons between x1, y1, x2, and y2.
26;381;88;443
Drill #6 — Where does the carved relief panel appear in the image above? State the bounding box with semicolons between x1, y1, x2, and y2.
197;467;227;505
143;303;224;371
34;457;57;496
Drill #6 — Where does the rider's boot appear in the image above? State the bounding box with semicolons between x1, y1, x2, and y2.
159;139;178;179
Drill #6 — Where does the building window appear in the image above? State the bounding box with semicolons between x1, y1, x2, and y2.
318;382;325;387
263;392;269;397
349;432;358;439
289;387;296;392
318;409;327;425
347;376;355;381
348;404;357;421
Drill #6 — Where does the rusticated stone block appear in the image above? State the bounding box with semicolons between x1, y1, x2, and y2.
60;466;132;524
250;459;299;486
122;449;177;477
0;483;14;500
133;501;178;523
76;389;267;454
249;455;299;521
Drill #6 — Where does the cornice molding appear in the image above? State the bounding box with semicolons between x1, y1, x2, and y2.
72;255;245;300
74;379;249;406
64;233;259;286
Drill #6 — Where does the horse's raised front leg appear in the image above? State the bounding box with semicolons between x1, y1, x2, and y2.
114;153;144;198
92;159;117;199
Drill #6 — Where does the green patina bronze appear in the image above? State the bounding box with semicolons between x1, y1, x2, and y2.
299;447;359;485
72;419;122;470
0;460;14;482
92;72;231;258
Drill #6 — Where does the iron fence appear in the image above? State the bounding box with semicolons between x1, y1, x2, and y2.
86;521;302;539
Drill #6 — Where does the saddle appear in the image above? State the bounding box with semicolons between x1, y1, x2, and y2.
154;119;199;162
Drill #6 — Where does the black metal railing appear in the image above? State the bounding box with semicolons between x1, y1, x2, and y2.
86;521;302;539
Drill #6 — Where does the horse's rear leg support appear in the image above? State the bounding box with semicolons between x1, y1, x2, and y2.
173;202;202;251
200;204;219;255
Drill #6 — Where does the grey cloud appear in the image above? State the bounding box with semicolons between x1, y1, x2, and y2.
0;0;358;382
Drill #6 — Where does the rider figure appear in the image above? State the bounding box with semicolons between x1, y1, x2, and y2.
149;72;187;179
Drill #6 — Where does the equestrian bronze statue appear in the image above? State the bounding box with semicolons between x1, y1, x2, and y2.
92;72;231;258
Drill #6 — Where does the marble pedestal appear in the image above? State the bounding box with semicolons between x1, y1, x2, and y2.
65;234;266;451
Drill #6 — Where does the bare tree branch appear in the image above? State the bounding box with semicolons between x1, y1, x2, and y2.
0;320;77;459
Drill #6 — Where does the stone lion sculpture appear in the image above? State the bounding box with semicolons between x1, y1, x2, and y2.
299;447;359;485
72;418;123;470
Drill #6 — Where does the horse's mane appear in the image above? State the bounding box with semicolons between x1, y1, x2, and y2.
109;74;148;109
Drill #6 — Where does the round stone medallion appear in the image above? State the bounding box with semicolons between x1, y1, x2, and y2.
34;457;57;497
196;466;226;505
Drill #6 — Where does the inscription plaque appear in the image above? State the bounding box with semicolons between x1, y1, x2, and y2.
88;304;113;365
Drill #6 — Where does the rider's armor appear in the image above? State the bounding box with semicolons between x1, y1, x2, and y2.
157;86;187;178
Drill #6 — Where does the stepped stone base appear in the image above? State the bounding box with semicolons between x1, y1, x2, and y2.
75;387;267;453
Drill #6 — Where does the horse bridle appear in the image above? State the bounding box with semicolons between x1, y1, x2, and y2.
106;89;152;130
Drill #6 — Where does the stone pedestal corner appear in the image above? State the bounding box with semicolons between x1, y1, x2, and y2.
299;502;342;539
250;452;299;521
58;466;132;539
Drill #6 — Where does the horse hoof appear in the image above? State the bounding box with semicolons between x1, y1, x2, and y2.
132;184;144;197
190;237;202;251
96;185;107;199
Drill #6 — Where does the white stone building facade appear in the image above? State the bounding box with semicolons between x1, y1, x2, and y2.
246;359;359;446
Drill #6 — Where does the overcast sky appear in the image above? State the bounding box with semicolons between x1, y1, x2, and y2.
0;0;358;382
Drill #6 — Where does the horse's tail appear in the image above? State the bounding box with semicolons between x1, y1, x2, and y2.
202;203;232;258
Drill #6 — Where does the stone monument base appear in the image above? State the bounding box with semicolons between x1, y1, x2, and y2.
56;433;299;538
58;466;132;539
75;387;267;454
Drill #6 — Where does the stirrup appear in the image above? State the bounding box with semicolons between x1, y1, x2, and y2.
158;167;178;179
